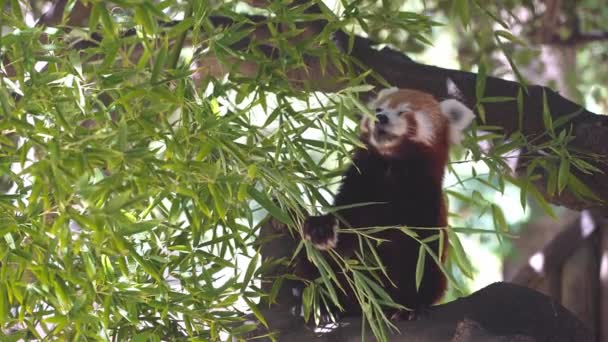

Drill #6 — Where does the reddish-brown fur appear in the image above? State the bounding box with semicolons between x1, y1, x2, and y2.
298;89;452;317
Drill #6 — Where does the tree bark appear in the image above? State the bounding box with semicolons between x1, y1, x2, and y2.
249;281;591;341
560;237;600;340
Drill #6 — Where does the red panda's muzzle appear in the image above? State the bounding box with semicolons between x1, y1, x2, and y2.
372;126;398;144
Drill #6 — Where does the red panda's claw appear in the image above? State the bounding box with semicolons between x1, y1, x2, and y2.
303;215;338;250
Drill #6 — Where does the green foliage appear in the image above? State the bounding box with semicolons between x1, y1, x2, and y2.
0;1;603;341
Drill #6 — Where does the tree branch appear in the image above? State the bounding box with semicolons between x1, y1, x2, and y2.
532;0;608;46
3;2;608;212
542;31;608;45
509;211;602;286
198;17;608;213
250;282;592;341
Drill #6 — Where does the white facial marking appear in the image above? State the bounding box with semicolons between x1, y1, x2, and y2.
412;111;435;146
395;102;412;113
367;101;411;151
369;87;399;109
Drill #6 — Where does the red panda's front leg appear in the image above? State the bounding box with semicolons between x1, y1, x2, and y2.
302;157;374;251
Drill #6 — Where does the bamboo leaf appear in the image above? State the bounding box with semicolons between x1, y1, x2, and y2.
568;174;601;201
542;90;555;137
150;41;168;84
243;297;268;329
494;30;527;45
448;231;474;279
248;187;294;226
302;284;314;322
453;0;470;27
242;252;259;292
558;156;570;194
415;245;425;291
0;282;8;323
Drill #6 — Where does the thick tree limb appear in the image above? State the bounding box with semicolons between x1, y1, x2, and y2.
250;281;591;341
198;15;608;213
256;218;593;341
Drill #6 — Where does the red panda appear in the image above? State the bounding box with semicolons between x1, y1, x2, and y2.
297;80;475;317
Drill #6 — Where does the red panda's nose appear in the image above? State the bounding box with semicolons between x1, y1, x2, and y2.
376;114;388;125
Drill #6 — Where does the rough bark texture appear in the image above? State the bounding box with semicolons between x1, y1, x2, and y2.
250;281;592;342
560;238;599;340
504;211;608;341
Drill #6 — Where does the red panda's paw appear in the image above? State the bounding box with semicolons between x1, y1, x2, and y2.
302;215;338;250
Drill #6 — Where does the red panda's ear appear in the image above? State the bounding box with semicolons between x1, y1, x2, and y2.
439;98;475;144
440;79;475;144
376;87;399;100
446;78;464;100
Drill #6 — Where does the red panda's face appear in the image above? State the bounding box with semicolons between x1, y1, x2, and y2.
360;87;475;159
360;88;449;157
